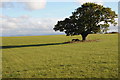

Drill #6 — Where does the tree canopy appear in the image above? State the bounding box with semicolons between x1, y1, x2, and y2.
53;3;117;41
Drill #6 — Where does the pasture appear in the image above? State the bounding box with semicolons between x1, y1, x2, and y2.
1;34;118;78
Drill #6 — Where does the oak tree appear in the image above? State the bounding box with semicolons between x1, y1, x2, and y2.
53;3;117;41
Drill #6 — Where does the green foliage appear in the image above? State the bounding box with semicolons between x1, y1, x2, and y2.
53;3;117;40
2;34;118;78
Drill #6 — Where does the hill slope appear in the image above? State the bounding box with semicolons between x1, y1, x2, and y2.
2;34;118;78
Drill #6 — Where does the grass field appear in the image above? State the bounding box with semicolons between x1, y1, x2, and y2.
1;34;118;78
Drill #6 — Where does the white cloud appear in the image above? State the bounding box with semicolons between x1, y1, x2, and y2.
0;15;118;36
1;0;119;10
0;15;63;36
76;0;103;5
46;0;120;2
0;0;46;10
1;0;45;2
24;2;46;10
0;2;14;8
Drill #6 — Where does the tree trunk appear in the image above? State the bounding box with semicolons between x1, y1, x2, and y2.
82;36;86;41
81;33;88;41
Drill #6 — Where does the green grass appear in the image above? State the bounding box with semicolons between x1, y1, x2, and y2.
2;34;118;78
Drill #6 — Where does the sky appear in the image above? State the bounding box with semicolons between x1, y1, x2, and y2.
0;0;119;36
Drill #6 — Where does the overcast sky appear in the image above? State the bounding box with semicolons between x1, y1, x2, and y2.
0;0;119;36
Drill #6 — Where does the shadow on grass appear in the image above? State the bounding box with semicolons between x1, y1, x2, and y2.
1;42;68;49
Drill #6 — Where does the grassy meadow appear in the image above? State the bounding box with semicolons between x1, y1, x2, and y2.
1;34;118;78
